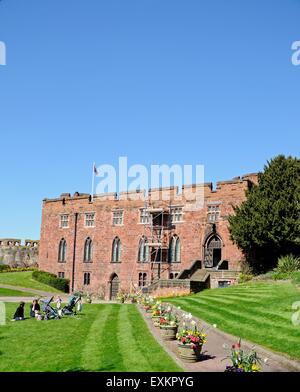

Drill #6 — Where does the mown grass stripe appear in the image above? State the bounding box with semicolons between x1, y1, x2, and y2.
81;304;124;371
173;296;298;334
126;305;182;372
169;297;300;358
182;296;293;325
171;299;300;350
117;305;152;371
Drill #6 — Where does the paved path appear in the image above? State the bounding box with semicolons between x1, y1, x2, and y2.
0;283;118;304
137;305;300;372
0;283;62;297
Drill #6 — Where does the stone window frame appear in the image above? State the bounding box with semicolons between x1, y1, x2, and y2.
84;212;96;228
83;272;91;286
139;208;151;224
60;214;69;228
138;272;147;287
137;236;149;263
58;272;65;279
169;235;181;263
169;205;184;224
111;236;122;263
112;209;124;226
207;204;221;223
58;238;67;263
83;237;93;263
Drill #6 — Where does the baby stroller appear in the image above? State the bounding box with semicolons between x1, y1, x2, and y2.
41;297;60;320
62;295;81;316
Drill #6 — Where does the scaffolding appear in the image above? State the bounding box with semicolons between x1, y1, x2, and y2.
143;196;173;286
129;193;172;294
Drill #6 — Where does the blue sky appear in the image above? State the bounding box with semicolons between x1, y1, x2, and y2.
0;0;299;240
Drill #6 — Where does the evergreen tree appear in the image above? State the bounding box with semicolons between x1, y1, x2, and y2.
229;155;300;271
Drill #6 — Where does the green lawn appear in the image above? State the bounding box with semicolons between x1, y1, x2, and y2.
0;304;182;372
168;281;300;360
0;288;37;297
0;272;62;293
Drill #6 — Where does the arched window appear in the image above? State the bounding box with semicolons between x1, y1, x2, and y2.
138;272;147;287
112;237;121;262
84;237;93;262
138;236;149;262
83;272;91;285
58;239;67;262
169;236;181;263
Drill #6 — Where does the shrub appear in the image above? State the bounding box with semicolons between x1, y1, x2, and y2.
0;265;10;272
238;273;254;283
276;254;300;273
32;270;69;292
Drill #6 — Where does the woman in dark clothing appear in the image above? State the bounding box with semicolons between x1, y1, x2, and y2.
12;301;25;321
30;299;40;318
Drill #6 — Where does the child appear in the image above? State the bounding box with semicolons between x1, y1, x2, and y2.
56;296;62;310
76;296;83;313
30;299;40;318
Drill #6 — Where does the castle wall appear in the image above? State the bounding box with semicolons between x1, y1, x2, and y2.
0;239;39;267
39;174;257;298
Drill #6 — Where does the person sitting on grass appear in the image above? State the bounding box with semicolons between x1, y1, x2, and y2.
30;299;40;318
12;301;25;321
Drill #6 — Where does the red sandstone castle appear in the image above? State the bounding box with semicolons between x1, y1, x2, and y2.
39;173;258;299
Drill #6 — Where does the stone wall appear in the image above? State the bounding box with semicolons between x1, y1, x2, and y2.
0;239;39;267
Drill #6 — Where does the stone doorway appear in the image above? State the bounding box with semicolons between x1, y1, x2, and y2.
110;274;120;300
204;235;222;268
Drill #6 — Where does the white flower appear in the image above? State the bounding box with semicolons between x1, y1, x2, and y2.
191;320;196;326
167;306;171;312
177;306;181;310
222;343;228;349
182;321;186;326
213;324;217;328
187;313;192;320
264;358;269;364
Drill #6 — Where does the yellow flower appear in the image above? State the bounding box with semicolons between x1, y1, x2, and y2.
251;364;260;372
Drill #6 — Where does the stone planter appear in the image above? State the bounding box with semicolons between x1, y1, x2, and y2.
177;343;203;362
160;325;178;340
151;316;161;327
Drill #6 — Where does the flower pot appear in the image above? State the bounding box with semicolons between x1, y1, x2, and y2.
160;325;178;340
177;343;202;362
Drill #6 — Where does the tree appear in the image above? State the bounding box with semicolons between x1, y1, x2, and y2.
229;155;300;272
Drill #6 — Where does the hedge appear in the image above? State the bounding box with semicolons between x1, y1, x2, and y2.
32;270;70;293
0;266;37;273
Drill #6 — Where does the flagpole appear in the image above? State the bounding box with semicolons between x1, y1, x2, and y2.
91;162;95;202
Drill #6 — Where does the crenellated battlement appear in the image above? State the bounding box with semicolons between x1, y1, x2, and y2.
0;239;39;248
43;173;259;205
